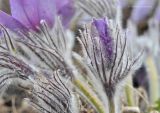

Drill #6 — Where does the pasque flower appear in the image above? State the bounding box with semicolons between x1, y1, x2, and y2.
0;0;74;33
55;0;75;27
0;0;55;33
78;18;142;112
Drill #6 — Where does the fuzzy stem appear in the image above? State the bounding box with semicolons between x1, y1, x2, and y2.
73;79;105;113
146;56;159;103
108;98;115;113
125;76;135;106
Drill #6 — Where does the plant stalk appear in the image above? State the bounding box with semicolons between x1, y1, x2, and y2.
108;98;115;113
146;56;159;103
73;79;106;113
125;75;135;106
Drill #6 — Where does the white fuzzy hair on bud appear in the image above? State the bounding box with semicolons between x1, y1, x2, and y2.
0;18;78;113
76;19;143;112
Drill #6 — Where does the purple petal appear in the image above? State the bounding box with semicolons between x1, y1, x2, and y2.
131;0;157;24
38;0;56;28
10;0;55;30
92;18;113;62
0;11;28;34
55;0;75;27
10;0;39;30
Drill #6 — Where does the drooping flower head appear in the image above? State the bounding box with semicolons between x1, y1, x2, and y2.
0;0;75;34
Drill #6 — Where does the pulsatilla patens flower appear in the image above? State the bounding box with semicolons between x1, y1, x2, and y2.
0;12;76;112
0;17;74;79
0;0;75;34
0;0;55;33
77;18;142;107
55;0;75;27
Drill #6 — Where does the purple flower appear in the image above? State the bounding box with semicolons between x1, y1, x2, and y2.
131;0;157;24
0;11;29;33
0;0;55;33
92;18;113;63
78;18;142;111
55;0;75;27
0;0;75;33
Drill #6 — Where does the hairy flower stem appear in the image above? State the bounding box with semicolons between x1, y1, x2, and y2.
108;98;115;113
146;56;159;103
73;79;106;113
125;76;135;106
